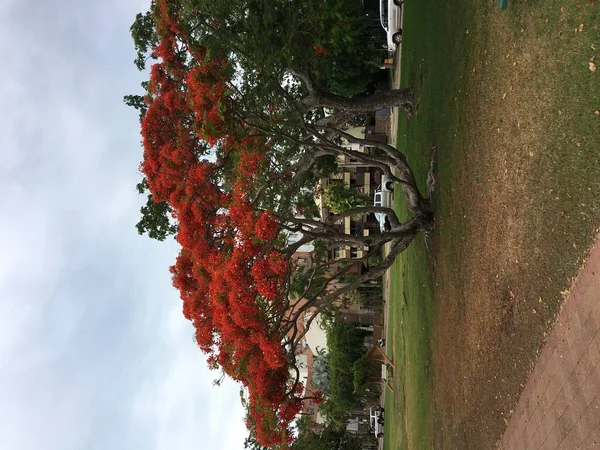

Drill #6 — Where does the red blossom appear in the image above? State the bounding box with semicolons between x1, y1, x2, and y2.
313;44;328;56
137;2;303;445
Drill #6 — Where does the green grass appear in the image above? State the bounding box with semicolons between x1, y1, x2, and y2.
383;0;466;448
383;232;434;450
383;0;600;448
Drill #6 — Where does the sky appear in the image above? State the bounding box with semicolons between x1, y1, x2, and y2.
0;1;247;449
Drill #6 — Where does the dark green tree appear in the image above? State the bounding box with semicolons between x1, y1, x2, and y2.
352;354;376;395
292;426;363;450
319;319;369;425
177;0;385;96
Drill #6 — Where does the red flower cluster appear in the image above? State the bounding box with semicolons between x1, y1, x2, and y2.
313;44;328;56
139;1;311;446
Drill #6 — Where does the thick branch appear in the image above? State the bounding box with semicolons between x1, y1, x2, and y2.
327;206;401;229
314;125;430;213
303;88;414;114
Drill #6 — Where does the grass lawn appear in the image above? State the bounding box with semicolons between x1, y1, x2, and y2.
383;233;434;450
384;0;600;448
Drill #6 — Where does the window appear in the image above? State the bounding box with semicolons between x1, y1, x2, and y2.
374;193;382;206
380;0;388;29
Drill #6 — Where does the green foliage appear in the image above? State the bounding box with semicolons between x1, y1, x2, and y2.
130;6;158;70
243;435;270;450
335;267;358;285
322;182;369;214
290;264;328;299
340;289;363;310
311;239;329;259
306;0;384;97
320;319;368;425
293;191;320;220
295;415;319;437
292;426;363;450
135;179;178;241
343;285;384;312
289;238;331;299
123;93;148;122
177;0;383;97
313;155;338;179
352;355;374;394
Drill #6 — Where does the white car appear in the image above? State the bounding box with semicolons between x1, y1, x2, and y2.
373;175;395;232
370;406;385;438
380;0;404;52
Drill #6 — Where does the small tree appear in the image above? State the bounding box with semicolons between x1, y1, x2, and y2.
295;414;322;436
321;182;370;214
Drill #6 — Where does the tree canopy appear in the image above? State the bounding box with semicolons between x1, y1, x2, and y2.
126;0;433;446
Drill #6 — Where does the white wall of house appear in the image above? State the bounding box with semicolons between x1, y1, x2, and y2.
287;229;314;253
343;125;366;140
304;314;329;355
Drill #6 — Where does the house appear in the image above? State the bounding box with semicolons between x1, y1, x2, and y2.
314;137;383;263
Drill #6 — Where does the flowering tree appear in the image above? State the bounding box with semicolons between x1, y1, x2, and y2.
129;0;433;446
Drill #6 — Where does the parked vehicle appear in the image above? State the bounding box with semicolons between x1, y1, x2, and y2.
373;175;395;232
380;0;404;51
370;405;385;438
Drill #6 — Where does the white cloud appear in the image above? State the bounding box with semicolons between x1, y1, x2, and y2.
0;1;248;449
129;301;247;450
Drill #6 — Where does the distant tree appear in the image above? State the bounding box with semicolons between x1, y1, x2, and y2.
292;426;363;450
319;319;369;426
295;414;322;436
352;354;376;395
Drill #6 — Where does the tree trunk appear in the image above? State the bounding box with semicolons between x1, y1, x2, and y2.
304;88;414;113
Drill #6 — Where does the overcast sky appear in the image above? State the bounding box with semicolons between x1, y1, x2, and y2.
0;1;247;449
